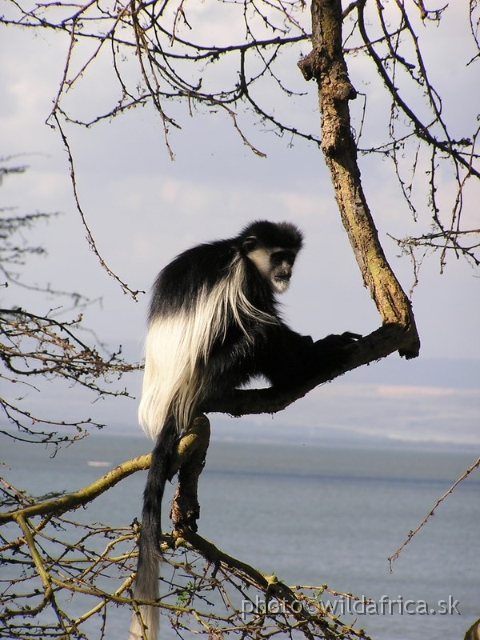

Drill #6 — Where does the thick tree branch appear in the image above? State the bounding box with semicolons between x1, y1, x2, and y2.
207;323;408;416
299;0;420;356
0;454;151;524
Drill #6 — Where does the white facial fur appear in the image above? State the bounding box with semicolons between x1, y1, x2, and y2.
272;274;290;294
246;247;296;294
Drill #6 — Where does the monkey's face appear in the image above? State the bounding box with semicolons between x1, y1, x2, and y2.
246;247;298;294
269;249;297;293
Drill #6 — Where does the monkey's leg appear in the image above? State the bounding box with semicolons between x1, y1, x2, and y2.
169;415;211;536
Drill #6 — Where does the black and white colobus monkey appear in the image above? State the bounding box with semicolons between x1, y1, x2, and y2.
128;221;357;640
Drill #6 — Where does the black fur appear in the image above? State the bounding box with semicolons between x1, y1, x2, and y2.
128;221;357;640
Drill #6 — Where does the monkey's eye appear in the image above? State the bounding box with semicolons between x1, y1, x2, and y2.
271;250;296;266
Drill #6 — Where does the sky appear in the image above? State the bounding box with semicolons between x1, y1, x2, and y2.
1;1;479;447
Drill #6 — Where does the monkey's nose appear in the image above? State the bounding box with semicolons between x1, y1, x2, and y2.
277;269;291;281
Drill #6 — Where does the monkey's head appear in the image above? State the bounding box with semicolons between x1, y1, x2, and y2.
240;221;303;294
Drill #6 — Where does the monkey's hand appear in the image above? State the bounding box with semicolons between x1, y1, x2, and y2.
312;331;361;368
259;328;361;389
332;331;361;345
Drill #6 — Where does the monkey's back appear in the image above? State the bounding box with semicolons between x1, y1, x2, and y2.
149;239;237;319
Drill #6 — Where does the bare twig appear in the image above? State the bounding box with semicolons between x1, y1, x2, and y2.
388;456;480;571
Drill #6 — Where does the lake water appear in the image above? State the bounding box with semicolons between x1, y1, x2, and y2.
2;432;479;639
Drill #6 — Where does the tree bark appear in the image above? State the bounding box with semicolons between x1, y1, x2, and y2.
299;0;420;353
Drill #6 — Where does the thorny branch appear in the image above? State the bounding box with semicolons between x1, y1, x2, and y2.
1;165;138;446
2;0;478;285
0;306;137;444
0;455;373;640
51;112;145;300
388;456;480;571
353;0;480;274
1;4;479;639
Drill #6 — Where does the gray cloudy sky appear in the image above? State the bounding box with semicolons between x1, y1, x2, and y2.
1;3;479;446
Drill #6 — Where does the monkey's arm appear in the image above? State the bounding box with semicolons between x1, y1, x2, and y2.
259;326;360;389
201;323;360;401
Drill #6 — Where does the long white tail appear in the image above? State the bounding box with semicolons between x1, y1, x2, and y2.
127;417;177;640
127;540;159;640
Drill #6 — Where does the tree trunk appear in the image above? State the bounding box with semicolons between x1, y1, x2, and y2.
299;0;420;355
